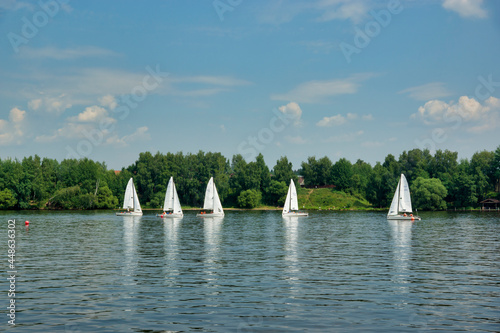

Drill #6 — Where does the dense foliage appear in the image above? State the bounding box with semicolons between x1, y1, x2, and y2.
0;147;499;210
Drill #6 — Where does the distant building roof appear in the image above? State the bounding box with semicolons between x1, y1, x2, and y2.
480;198;500;204
114;170;121;175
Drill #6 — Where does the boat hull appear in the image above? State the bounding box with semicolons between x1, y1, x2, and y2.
282;212;308;217
116;211;143;216
197;213;224;218
387;215;420;221
157;213;183;218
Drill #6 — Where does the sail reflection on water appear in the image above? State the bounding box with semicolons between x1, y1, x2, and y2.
203;217;223;284
283;216;300;290
388;220;412;295
163;218;182;285
122;216;141;285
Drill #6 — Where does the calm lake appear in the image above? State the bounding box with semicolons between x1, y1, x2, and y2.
1;210;499;332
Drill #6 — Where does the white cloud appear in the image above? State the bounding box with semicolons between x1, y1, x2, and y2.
13;68;250;110
69;105;112;123
106;126;151;147
172;76;251;87
257;0;371;25
28;94;72;114
9;107;25;123
316;0;369;24
412;96;500;132
99;95;117;110
19;46;119;60
0;0;34;11
271;73;375;103
442;0;487;18
316;112;372;127
399;82;453;100
278;102;303;126
0;107;27;145
317;114;346;127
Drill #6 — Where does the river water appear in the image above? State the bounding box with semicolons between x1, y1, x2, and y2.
1;210;499;332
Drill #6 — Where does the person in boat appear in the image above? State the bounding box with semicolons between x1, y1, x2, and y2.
403;213;407;217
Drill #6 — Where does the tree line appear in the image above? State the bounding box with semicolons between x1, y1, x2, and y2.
0;147;499;210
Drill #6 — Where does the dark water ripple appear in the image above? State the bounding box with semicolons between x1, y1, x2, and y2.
1;210;499;332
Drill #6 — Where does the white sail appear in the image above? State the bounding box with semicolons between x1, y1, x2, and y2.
289;180;299;211
123;178;134;209
161;177;183;217
283;179;307;216
212;181;224;215
131;181;142;213
283;183;292;214
203;177;215;210
388;178;400;216
198;177;224;217
163;177;175;211
387;174;420;220
398;174;412;213
118;178;142;216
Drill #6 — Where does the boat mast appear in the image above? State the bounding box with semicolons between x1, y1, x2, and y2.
397;175;401;214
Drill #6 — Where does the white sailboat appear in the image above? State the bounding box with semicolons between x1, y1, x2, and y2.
282;179;308;217
196;177;224;218
387;174;421;221
116;178;143;216
157;177;183;218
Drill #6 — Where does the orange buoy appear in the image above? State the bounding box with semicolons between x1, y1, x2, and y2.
25;220;30;226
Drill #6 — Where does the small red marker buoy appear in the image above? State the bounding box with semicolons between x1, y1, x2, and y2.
25;220;29;226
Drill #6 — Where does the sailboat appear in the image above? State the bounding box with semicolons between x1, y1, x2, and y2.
387;174;421;221
157;177;183;218
116;178;143;216
282;179;308;217
196;177;224;217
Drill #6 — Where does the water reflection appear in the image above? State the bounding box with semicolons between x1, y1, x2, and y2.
122;216;141;285
283;216;300;289
164;218;182;285
388;220;412;294
204;217;223;284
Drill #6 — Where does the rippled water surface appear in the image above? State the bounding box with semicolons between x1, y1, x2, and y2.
1;210;499;332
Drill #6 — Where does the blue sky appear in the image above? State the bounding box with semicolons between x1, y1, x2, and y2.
1;0;499;170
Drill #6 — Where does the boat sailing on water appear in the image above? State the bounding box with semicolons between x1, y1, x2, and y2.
282;179;308;217
387;174;421;221
157;177;183;218
196;177;224;217
116;178;143;216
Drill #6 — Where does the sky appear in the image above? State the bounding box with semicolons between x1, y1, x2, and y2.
0;0;499;171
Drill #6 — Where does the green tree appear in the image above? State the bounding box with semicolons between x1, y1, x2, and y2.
449;165;477;208
96;185;119;209
411;177;448;210
489;146;500;192
273;156;297;184
331;158;353;191
237;189;262;208
351;159;373;197
264;180;288;206
0;189;17;209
